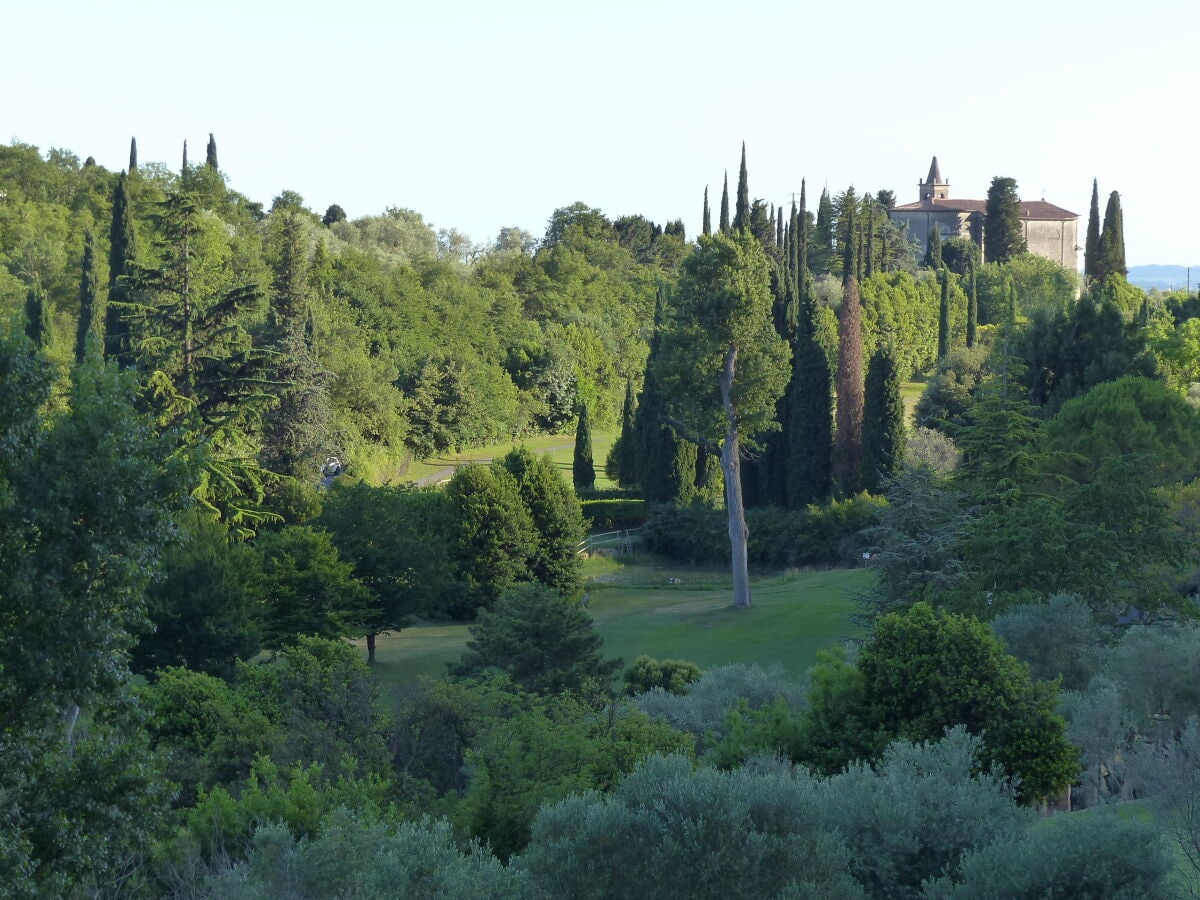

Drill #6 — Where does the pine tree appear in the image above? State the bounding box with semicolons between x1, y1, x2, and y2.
105;172;137;367
924;225;943;269
1098;190;1127;278
834;205;864;495
128;137;138;172
1084;178;1101;282
719;172;731;235
938;268;952;360
702;186;712;237
572;402;596;491
966;256;978;349
862;347;906;493
733;143;749;233
75;229;100;364
206;133;218;169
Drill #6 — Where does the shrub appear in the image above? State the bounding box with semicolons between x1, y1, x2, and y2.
580;498;647;530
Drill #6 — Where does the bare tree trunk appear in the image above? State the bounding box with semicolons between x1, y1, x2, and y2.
366;632;376;665
719;346;752;609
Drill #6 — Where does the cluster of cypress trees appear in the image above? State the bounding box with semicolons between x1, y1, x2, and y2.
1084;179;1126;284
613;146;907;508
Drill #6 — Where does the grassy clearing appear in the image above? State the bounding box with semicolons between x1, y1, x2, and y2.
400;430;618;487
901;376;928;423
366;554;870;695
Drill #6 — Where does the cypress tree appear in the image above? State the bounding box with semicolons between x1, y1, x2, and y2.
984;176;1026;263
865;201;875;278
702;186;712;237
786;288;833;508
105;172;137;367
966;256;978;349
862;346;906;493
924;225;943;269
834;205;864;495
1098;190;1127;278
606;379;638;487
572;402;596;491
129;136;138;172
1084;178;1101;282
206;133;218;169
181;140;188;176
813;189;835;275
776;205;784;250
938;268;952;359
76;229;100;364
719;172;731;235
23;286;50;350
788;202;800;287
797;180;809;295
733;143;749;233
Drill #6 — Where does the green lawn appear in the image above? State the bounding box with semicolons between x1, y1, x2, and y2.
901;376;928;423
365;556;870;695
401;430;617;487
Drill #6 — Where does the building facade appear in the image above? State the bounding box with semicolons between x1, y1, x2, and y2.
888;157;1079;270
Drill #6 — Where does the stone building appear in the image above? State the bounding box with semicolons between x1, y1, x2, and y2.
888;157;1079;270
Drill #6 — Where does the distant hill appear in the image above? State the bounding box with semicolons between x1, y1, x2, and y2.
1127;265;1199;291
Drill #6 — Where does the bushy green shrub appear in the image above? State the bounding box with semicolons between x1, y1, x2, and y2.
580;497;647;530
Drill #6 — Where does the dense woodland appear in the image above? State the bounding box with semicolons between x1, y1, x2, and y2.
4;137;1200;897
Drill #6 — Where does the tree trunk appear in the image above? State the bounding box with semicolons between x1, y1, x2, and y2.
719;345;752;609
366;632;376;665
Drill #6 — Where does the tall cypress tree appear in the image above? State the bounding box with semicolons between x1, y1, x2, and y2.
861;346;906;494
984;176;1025;263
606;379;638;487
865;200;875;278
128;137;138;172
719;172;731;235
105;172;137;367
776;206;784;250
924;225;943;269
966;257;978;349
786;286;833;508
834;204;864;495
733;143;749;233
573;402;596;491
23;286;50;350
813;189;835;275
76;229;100;364
702;186;712;237
1098;190;1127;279
181;140;188;176
1084;178;1101;282
938;268;952;360
206;133;219;169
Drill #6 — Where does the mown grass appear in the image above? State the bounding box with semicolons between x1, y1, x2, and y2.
365;554;870;695
401;430;618;487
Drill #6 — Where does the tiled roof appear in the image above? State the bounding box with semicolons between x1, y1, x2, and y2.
890;198;1077;221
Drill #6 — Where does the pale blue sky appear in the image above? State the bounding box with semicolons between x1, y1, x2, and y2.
4;0;1196;266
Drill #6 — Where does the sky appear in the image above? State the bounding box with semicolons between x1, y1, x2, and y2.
5;0;1197;268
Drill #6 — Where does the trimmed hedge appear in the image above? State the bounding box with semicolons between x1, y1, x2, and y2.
581;498;647;531
643;494;886;568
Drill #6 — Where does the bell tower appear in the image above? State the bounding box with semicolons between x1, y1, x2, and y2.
919;156;949;201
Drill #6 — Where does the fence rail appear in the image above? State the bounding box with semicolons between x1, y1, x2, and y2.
577;528;641;556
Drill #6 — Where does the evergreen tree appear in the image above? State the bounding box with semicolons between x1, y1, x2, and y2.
865;200;875;278
572;402;596;491
181;140;188;176
75;229;100;364
205;133;218;169
786;294;833;508
260;211;331;477
812;189;835;275
938;268;952;360
719;171;730;235
775;205;783;250
983;176;1026;263
702;186;711;237
967;256;978;349
733;143;749;233
105;172;136;367
1098;190;1127;278
924;225;943;269
23;286;50;350
1084;178;1101;282
605;379;638;487
862;346;906;493
128;136;137;172
834;205;864;495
